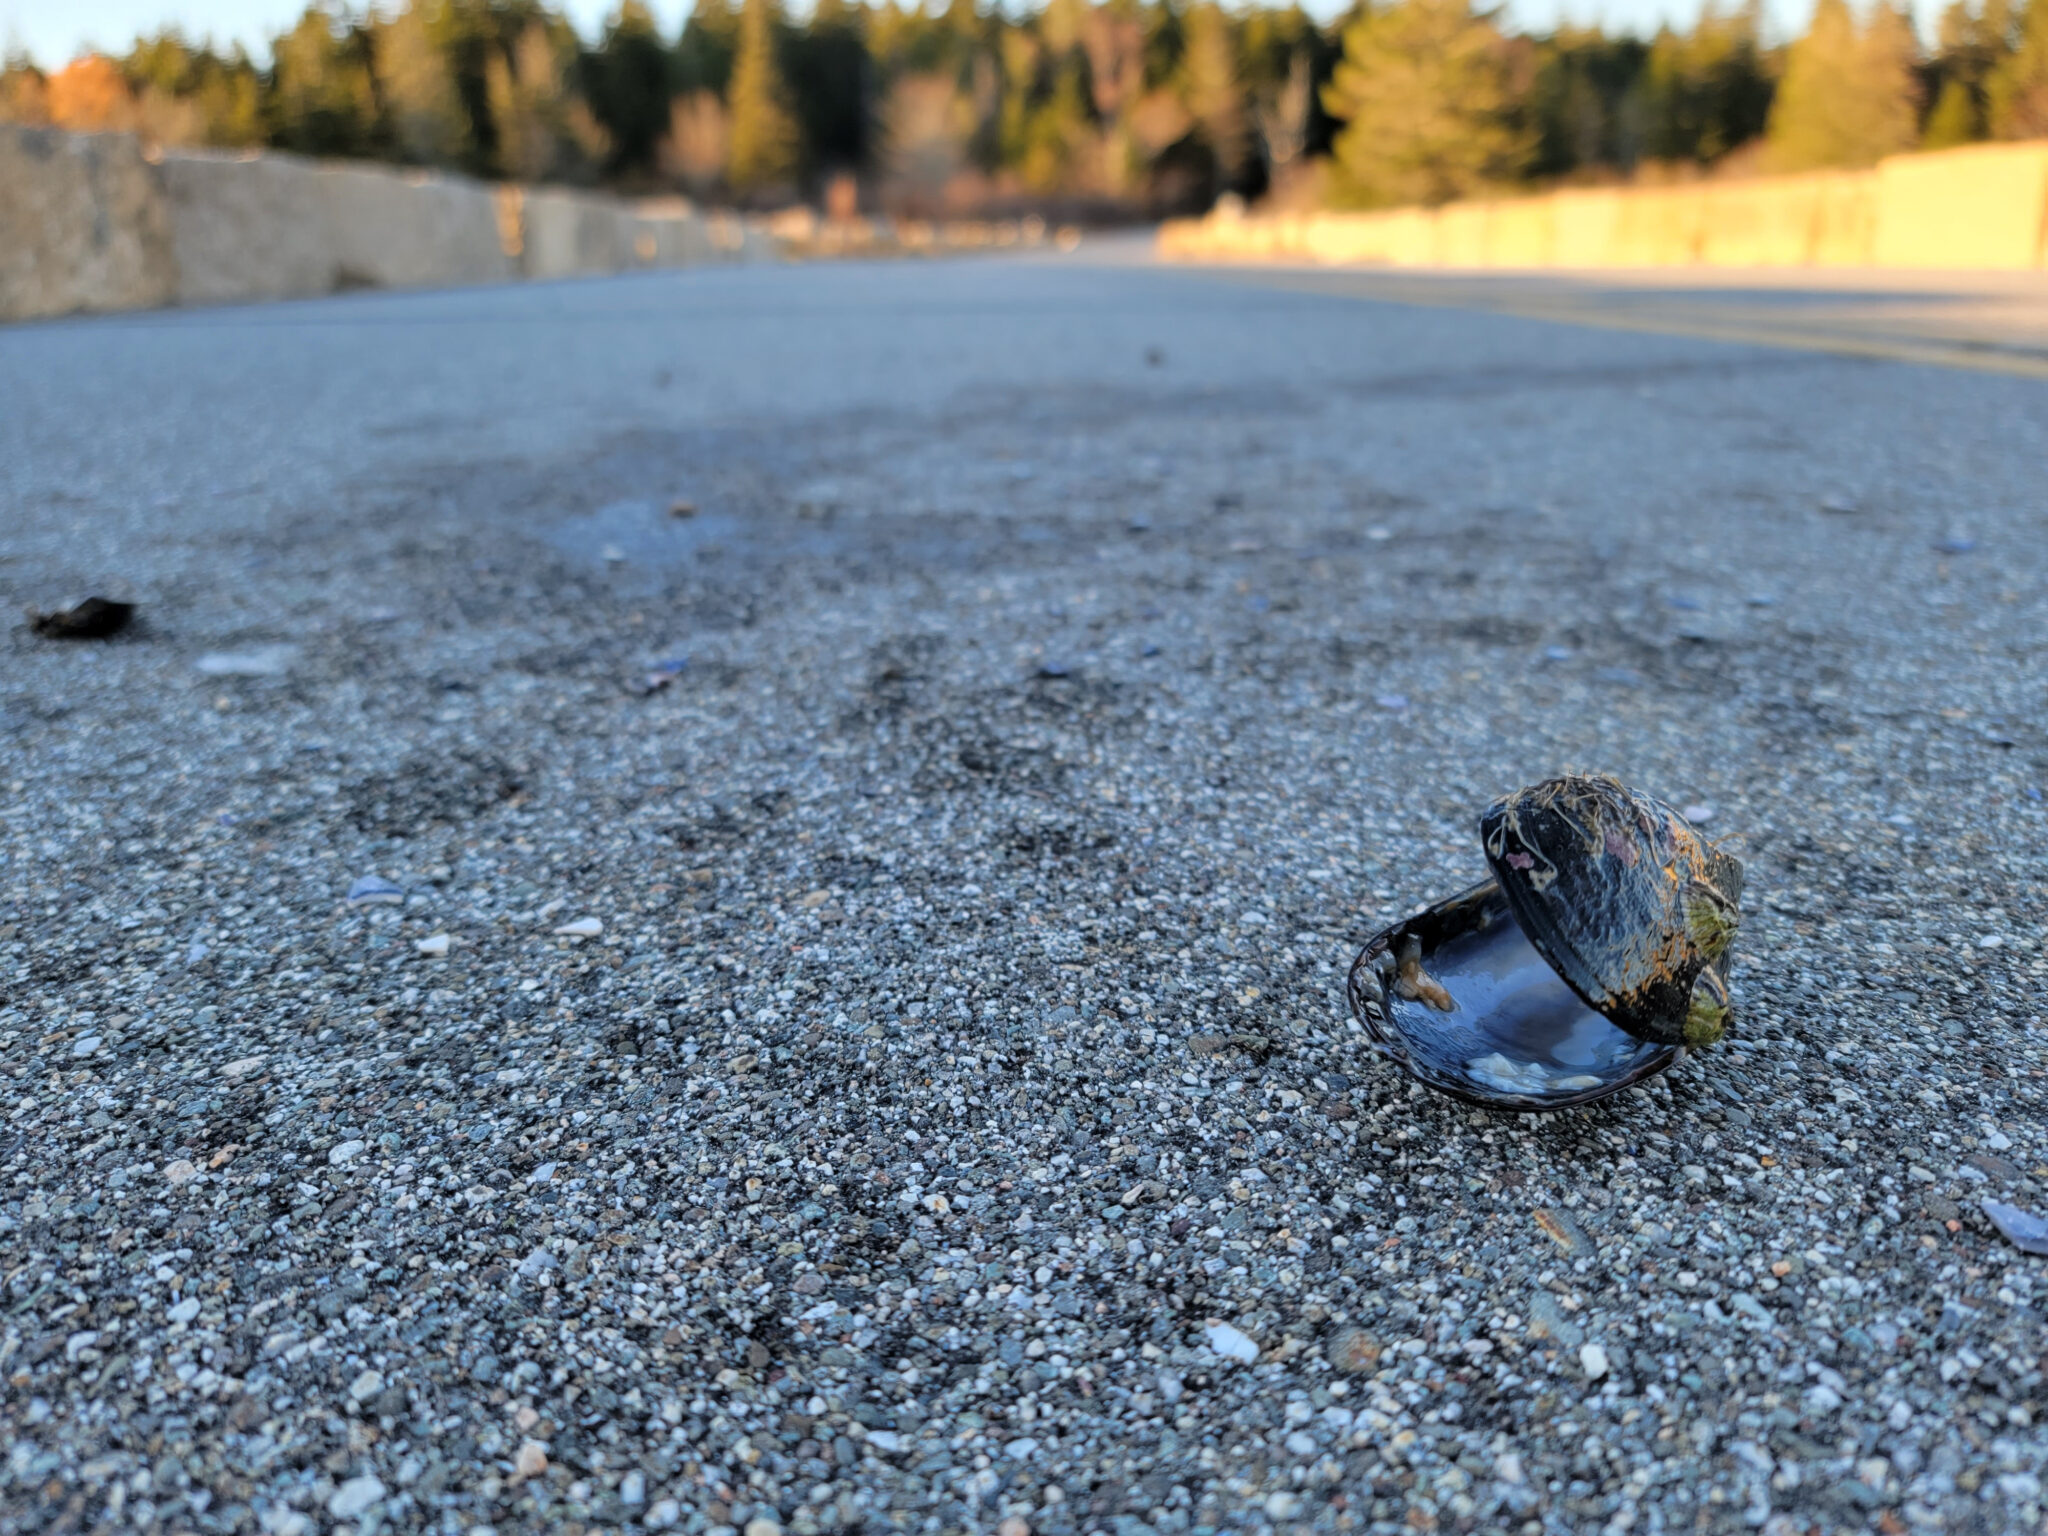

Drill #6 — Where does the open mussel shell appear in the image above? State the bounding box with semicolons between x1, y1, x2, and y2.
1349;775;1742;1111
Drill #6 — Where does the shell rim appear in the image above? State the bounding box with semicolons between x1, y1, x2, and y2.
1347;878;1689;1112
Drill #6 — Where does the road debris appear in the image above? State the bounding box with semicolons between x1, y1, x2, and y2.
1982;1200;2048;1256
29;596;134;639
1351;774;1742;1109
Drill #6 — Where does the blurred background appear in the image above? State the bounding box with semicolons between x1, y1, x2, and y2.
3;0;2041;224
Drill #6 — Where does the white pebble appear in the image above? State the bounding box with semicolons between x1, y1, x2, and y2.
1264;1491;1302;1518
1156;1370;1183;1403
327;1474;386;1519
1580;1342;1610;1379
329;1140;366;1166
167;1296;200;1324
553;916;603;938
644;1499;681;1529
1203;1319;1260;1363
620;1471;646;1505
349;1368;383;1401
163;1159;198;1186
415;933;451;956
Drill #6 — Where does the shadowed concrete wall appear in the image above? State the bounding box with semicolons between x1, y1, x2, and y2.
162;151;516;305
1160;141;2048;272
0;125;175;318
1;124;774;323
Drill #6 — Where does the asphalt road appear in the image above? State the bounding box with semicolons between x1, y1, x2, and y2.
3;254;2046;1536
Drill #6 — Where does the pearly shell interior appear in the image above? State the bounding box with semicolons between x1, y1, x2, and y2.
1350;880;1683;1110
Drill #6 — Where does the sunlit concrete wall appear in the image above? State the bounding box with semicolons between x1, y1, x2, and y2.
0;125;175;318
0;123;775;323
162;151;516;305
1159;141;2048;272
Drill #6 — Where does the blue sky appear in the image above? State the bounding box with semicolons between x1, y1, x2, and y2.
2;0;1932;71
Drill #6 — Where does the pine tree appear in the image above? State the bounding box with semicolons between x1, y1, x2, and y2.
374;0;468;165
725;0;799;195
1764;0;1921;170
1181;3;1248;188
271;5;382;158
586;1;675;178
1320;0;1531;208
1637;2;1772;164
487;21;588;181
1987;0;2048;136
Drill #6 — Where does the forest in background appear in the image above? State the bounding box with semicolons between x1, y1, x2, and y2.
4;0;2047;217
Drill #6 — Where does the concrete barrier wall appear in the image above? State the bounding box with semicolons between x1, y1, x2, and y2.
1160;140;2048;273
160;150;516;304
0;125;175;318
1;123;776;323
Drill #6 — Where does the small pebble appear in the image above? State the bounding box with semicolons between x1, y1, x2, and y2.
163;1159;198;1186
330;1139;366;1165
1203;1319;1259;1363
1328;1327;1381;1374
194;645;296;676
327;1475;385;1519
348;875;404;905
1580;1342;1610;1380
167;1296;200;1324
415;933;451;956
515;1439;548;1478
553;916;603;938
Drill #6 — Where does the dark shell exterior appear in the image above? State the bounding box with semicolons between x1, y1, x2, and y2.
1479;775;1743;1049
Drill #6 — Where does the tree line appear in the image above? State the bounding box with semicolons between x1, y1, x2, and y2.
4;0;2046;214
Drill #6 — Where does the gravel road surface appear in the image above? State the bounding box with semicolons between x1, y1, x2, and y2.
3;256;2046;1536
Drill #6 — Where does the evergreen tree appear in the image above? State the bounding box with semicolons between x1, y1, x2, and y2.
1765;0;1921;169
1987;0;2048;136
787;0;872;175
725;0;800;195
374;1;468;164
487;19;594;180
585;1;674;177
1637;3;1773;164
1529;27;1649;177
1321;0;1531;207
1181;2;1248;189
1920;0;2012;144
676;0;741;94
270;5;382;157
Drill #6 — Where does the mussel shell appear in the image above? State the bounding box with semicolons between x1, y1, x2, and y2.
1349;880;1684;1110
1479;775;1743;1049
